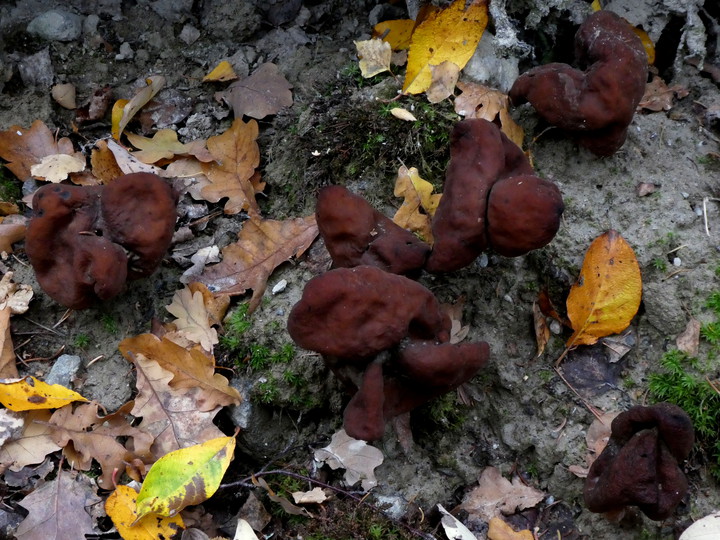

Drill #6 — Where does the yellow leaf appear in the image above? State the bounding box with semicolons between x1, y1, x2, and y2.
0;376;88;411
125;129;190;164
203;60;238;82
112;76;166;140
106;485;184;539
354;38;392;78
373;19;415;50
135;436;235;520
392;165;441;244
488;517;534;540
566;230;642;347
30;153;86;182
498;108;524;148
403;0;488;94
632;26;655;65
389;107;417;122
590;0;602;11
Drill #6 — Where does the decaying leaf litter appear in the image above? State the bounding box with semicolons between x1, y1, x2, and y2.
0;0;720;538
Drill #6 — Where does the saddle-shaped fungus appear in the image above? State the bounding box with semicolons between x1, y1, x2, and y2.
425;119;564;272
315;185;430;276
287;265;489;441
584;403;694;521
509;10;648;156
26;173;178;309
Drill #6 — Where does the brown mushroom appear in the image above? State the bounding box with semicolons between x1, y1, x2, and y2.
25;173;178;309
509;11;648;156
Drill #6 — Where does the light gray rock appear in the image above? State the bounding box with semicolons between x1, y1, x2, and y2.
45;354;82;387
27;10;82;42
18;49;53;88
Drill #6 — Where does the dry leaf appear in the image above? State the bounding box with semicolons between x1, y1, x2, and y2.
639;75;688;112
0;119;78;181
437;504;476;540
203;60;238;82
187;282;230;327
426;60;460;103
0;308;17;378
15;469;101;540
180;246;221;284
392;165;440;243
566;230;642;348
200;118;261;215
75;86;113;125
30;152;86;182
165;286;219;352
0;408;24;447
314;429;384;491
90;139;125;183
112;75;166;140
355;38;392;78
51;83;76;109
373;19;415;50
568;410;620;478
291;487;327;504
0;410;61;470
442;297;469;344
532;301;550;358
403;0;488;94
126;129;191;164
676;318;701;356
390;107;417;122
458;466;545;522
253;477;310;517
0;202;19;216
0;272;33;315
105;138;167;176
679;510;720;539
488;517;534;540
218;63;293;120
0;221;26;254
199;215;318;312
498;108;524;148
454;82;523;145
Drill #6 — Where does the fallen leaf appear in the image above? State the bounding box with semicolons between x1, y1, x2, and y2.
0;410;61;470
373;19;415;50
533;301;550;358
200;118;262;215
676;318;701;356
90;139;125;182
442;297;470;345
188;281;230;327
105;138;167;176
403;0;488;94
126;129;192;164
679;510;720;539
15;469;101;539
498;108;524;148
632;26;656;65
437;504;476;540
0;119;78;181
233;518;261;540
48;401;154;490
566;230;642;348
123;351;226;457
180;246;222;284
390;107;417;122
51;83;77;109
602;329;636;363
355;38;392;78
639;75;689;112
218;63;293;120
199;215;318;312
120;334;240;411
0;221;26;253
0;272;33;315
135;435;235;519
0;376;88;411
30;152;86;182
165;285;219;352
0;308;17;378
203;60;238;82
454;81;524;146
314;429;384;491
291;487;327;504
392;165;440;243
0;408;24;447
0;201;19;216
106;484;185;540
636;182;658;196
426;60;460;103
75;86;113;125
253;476;310;517
487;517;534;540
112;75;166;140
458;466;545;522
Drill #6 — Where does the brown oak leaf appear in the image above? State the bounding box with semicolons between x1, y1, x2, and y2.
218;62;293;119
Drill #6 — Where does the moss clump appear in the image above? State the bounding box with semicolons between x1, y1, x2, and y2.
0;166;22;203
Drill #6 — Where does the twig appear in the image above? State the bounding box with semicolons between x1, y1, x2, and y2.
53;309;73;328
17;345;65;365
553;366;603;421
707;377;720;396
703;197;720;236
21;317;63;336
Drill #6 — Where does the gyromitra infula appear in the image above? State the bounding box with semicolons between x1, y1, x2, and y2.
287;265;489;441
584;402;694;521
26;172;178;309
509;10;648;156
425;118;564;273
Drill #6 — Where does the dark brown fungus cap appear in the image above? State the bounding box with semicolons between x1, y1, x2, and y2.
509;11;648;156
25;173;178;309
287;265;450;360
425;119;563;272
584;403;694;520
316;185;430;276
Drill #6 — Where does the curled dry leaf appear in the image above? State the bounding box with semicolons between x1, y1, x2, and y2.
392;165;441;243
0;272;33;315
90;139;125;183
639;75;689;112
291;487;327;505
0;307;18;378
218;63;293;120
676;318;701;356
111;75;166;140
390;107;417;122
51;83;76;109
533;301;550;358
454;81;524;146
314;429;384;491
105;138;167;177
355;38;392;78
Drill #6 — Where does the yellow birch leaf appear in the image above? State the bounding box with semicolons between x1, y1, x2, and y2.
203;60;238;82
106;485;184;539
488;517;534;540
403;0;488;94
355;38;392;78
0;376;88;411
125;129;190;164
372;19;415;50
566;230;642;348
135;436;235;520
112;76;166;140
392;165;441;244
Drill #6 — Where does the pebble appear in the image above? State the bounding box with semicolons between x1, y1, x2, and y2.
179;24;200;45
18;49;54;88
44;354;82;387
115;42;134;61
27;10;82;42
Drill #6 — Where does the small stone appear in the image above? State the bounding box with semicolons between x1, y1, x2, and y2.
681;192;690;199
549;320;562;335
18;49;54;88
115;42;134;61
83;14;99;35
673;257;682;266
271;279;287;294
44;354;82;387
179;24;201;45
27;10;82;42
